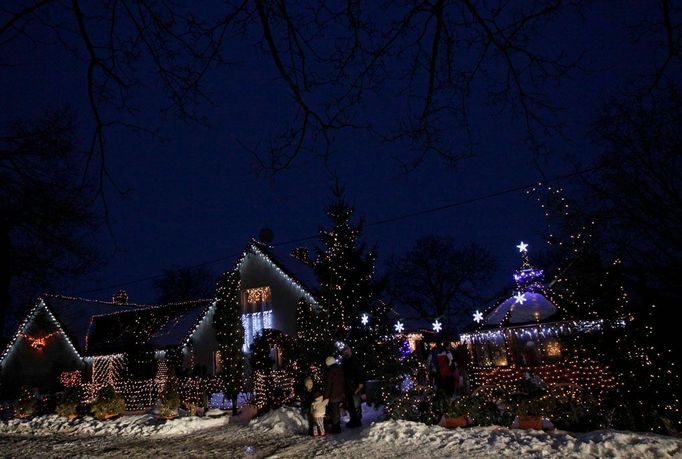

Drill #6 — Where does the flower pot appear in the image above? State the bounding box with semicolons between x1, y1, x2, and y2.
15;413;31;420
439;415;469;428
515;415;544;430
96;413;119;421
156;414;178;421
65;414;78;421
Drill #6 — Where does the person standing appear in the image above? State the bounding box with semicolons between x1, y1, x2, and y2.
310;392;329;436
341;346;364;428
300;376;316;436
324;356;345;433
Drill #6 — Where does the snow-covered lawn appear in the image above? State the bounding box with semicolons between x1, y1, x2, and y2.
1;405;680;458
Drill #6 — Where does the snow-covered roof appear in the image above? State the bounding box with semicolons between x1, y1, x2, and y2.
85;300;212;355
44;295;140;353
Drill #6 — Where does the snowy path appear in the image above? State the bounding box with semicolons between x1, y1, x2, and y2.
1;407;680;458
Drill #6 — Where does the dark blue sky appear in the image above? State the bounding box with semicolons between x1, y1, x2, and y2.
1;1;665;305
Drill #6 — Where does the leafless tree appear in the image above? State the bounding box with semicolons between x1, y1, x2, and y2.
1;0;585;179
387;235;495;333
0;107;102;336
153;265;216;304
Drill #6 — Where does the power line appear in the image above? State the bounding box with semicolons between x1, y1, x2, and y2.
76;166;598;296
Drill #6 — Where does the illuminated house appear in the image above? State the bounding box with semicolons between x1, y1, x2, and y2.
0;240;317;403
460;242;617;391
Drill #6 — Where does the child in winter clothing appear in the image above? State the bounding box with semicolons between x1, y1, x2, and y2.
310;392;329;437
300;376;316;436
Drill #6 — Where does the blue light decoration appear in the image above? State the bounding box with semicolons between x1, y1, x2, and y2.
399;339;411;357
513;268;544;283
432;319;442;333
394;321;404;333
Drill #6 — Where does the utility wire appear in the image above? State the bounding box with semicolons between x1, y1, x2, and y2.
76;166;599;296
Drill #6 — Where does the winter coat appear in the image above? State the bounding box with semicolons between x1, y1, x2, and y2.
324;364;345;403
436;352;453;378
311;397;329;417
342;354;365;393
301;388;316;415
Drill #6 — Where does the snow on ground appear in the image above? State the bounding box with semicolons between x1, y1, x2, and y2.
249;406;309;435
0;413;229;437
1;405;681;458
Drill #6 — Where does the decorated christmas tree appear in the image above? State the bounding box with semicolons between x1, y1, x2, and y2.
213;268;245;415
536;185;680;433
304;186;410;399
295;298;332;383
313;186;380;334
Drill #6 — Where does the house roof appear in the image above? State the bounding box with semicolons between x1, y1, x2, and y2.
483;291;559;326
5;238;318;360
0;297;84;366
85;300;212;355
36;295;212;356
245;240;320;305
44;295;140;353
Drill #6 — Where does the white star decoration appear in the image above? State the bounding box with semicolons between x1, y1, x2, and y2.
473;310;484;323
514;292;527;304
361;313;369;325
517;241;529;252
394;321;404;333
432;320;442;333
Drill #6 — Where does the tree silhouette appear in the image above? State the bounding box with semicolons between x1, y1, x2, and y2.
0;0;592;177
153;266;215;304
387;235;495;334
0;107;101;337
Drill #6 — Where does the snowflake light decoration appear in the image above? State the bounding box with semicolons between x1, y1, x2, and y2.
361;313;369;326
514;292;527;304
432;320;442;333
473;310;484;323
394;321;404;333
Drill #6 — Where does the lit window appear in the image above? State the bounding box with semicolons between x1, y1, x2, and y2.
241;287;273;352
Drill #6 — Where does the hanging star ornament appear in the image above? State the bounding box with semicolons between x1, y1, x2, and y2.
516;241;528;252
394;321;404;333
432;320;442;333
473;310;484;323
361;313;369;326
514;292;527;304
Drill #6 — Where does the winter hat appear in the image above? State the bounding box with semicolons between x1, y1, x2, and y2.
325;356;336;367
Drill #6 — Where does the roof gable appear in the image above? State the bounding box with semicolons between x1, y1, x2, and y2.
0;299;82;366
239;241;319;307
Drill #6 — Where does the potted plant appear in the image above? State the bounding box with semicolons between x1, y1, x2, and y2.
439;397;471;428
157;378;181;420
509;374;555;430
90;386;126;421
56;386;80;420
14;386;36;419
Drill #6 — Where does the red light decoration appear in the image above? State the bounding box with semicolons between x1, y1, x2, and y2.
21;331;61;350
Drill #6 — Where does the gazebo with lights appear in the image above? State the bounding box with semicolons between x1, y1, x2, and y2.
460;242;617;392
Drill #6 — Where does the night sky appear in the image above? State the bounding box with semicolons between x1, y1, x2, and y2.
0;2;665;306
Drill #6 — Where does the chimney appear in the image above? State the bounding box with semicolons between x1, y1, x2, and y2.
112;289;129;304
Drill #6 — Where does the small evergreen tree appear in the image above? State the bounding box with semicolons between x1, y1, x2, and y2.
214;269;245;415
